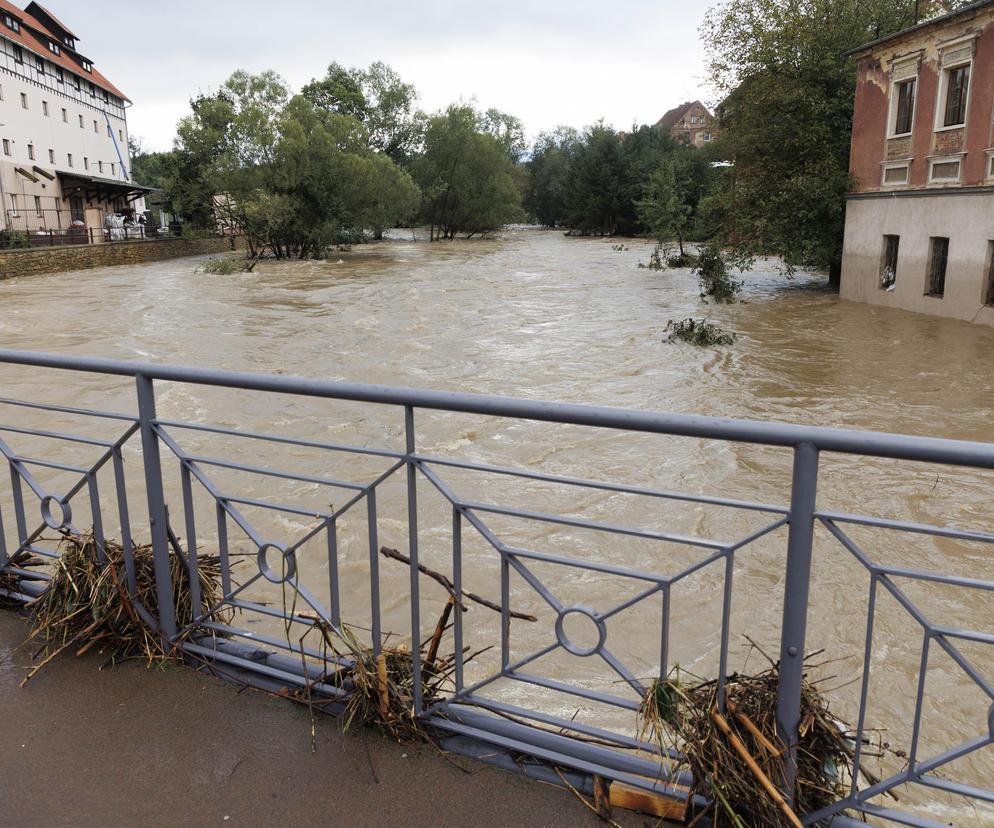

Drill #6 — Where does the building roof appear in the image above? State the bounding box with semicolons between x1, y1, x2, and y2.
26;2;77;40
0;0;127;100
848;0;994;57
656;101;711;131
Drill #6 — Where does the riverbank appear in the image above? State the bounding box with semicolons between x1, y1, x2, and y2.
0;611;648;827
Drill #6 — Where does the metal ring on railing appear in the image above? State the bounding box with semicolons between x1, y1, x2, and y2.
555;605;607;658
257;542;296;584
40;494;72;530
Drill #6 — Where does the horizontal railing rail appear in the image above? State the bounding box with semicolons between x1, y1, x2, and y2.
0;348;990;827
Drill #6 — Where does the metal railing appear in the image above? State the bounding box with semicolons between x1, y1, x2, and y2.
0;348;992;827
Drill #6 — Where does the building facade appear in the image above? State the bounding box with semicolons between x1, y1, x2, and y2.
842;1;994;326
0;1;149;242
656;101;716;148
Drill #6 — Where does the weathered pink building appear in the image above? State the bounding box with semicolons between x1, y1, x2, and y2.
841;1;994;326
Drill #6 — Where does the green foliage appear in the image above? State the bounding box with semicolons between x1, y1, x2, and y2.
694;242;742;303
302;61;425;164
1;231;31;249
665;318;736;347
168;69;422;258
412;104;524;240
561;121;631;236
524;127;579;227
637;160;693;255
199;256;239;275
180;224;215;240
701;0;946;281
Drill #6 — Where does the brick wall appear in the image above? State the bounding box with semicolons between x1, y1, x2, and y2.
0;236;244;280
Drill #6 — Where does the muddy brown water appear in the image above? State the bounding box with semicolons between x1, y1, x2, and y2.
1;228;993;823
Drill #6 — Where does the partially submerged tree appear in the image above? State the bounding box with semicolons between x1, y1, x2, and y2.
412;104;523;240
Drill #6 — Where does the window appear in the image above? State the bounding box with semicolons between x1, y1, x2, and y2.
48;149;54;163
73;76;80;91
883;163;909;186
119;129;124;142
9;194;17;216
893;78;916;135
82;60;92;73
98;160;104;173
34;195;42;217
94;120;98;133
3;14;20;33
42;100;48;116
20;92;27;109
35;55;44;75
47;41;60;56
2;139;10;156
61;108;67;122
880;235;899;290
55;67;64;83
67;153;73;168
103;90;108;103
27;144;34;160
985;242;994;307
12;44;22;63
106;124;111;137
88;82;96;97
0;84;3;100
944;65;970;126
925;237;949;297
703;132;712;142
929;157;962;184
83;157;88;170
111;163;116;176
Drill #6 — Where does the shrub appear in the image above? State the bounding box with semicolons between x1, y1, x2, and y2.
665;318;736;347
199;257;239;275
694;243;742;303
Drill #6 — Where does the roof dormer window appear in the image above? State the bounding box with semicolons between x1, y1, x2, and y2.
3;14;20;33
63;36;75;50
47;41;61;56
81;59;92;73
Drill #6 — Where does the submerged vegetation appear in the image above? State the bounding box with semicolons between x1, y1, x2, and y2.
666;318;736;347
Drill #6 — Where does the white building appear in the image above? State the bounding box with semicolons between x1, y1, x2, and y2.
0;1;151;243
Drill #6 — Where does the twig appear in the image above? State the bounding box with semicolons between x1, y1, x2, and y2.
554;767;623;828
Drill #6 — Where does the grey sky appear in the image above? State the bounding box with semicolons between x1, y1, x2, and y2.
43;1;712;152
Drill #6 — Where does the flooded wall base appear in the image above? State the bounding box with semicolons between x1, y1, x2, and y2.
0;235;244;280
841;191;994;326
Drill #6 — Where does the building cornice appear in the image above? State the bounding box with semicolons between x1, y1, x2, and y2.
847;185;994;200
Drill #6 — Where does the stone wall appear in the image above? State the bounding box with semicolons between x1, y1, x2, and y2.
0;236;244;280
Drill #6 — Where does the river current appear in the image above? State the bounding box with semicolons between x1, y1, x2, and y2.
1;228;992;822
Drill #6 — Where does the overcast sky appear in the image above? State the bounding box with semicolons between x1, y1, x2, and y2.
43;1;713;152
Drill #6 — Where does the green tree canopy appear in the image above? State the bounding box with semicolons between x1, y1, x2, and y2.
412;104;524;240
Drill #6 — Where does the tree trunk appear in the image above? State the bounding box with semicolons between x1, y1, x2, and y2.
828;260;841;291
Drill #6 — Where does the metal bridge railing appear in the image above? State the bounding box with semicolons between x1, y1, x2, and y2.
0;348;991;827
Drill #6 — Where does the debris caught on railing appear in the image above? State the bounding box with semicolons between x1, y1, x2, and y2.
638;651;870;828
18;531;228;685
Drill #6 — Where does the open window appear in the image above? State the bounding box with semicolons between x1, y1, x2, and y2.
880;235;899;290
925;237;949;298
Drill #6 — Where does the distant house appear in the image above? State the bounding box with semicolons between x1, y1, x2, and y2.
656;101;716;148
0;1;152;240
841;0;994;326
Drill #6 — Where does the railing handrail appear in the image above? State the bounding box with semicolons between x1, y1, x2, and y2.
0;348;992;469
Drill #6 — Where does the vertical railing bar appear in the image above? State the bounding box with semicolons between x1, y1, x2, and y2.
716;549;734;712
0;501;8;568
86;473;105;560
9;464;27;554
180;465;202;617
215;502;231;595
111;448;136;593
907;630;932;770
775;440;819;802
135;375;177;640
849;574;878;799
366;489;381;657
327;518;341;629
405;405;423;713
453;506;464;692
501;552;510;670
659;584;670;682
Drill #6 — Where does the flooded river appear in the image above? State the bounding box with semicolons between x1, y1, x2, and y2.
1;228;993;822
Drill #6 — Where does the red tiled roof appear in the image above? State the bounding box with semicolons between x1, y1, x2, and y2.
26;2;77;40
656;101;712;131
0;0;127;101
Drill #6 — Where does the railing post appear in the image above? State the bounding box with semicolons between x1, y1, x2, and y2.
405;405;423;714
135;373;178;641
776;440;819;801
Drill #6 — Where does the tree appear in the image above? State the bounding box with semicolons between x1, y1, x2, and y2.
525;127;579;227
303;61;425;164
562;121;631;236
637;161;693;257
701;0;963;286
412;104;523;240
